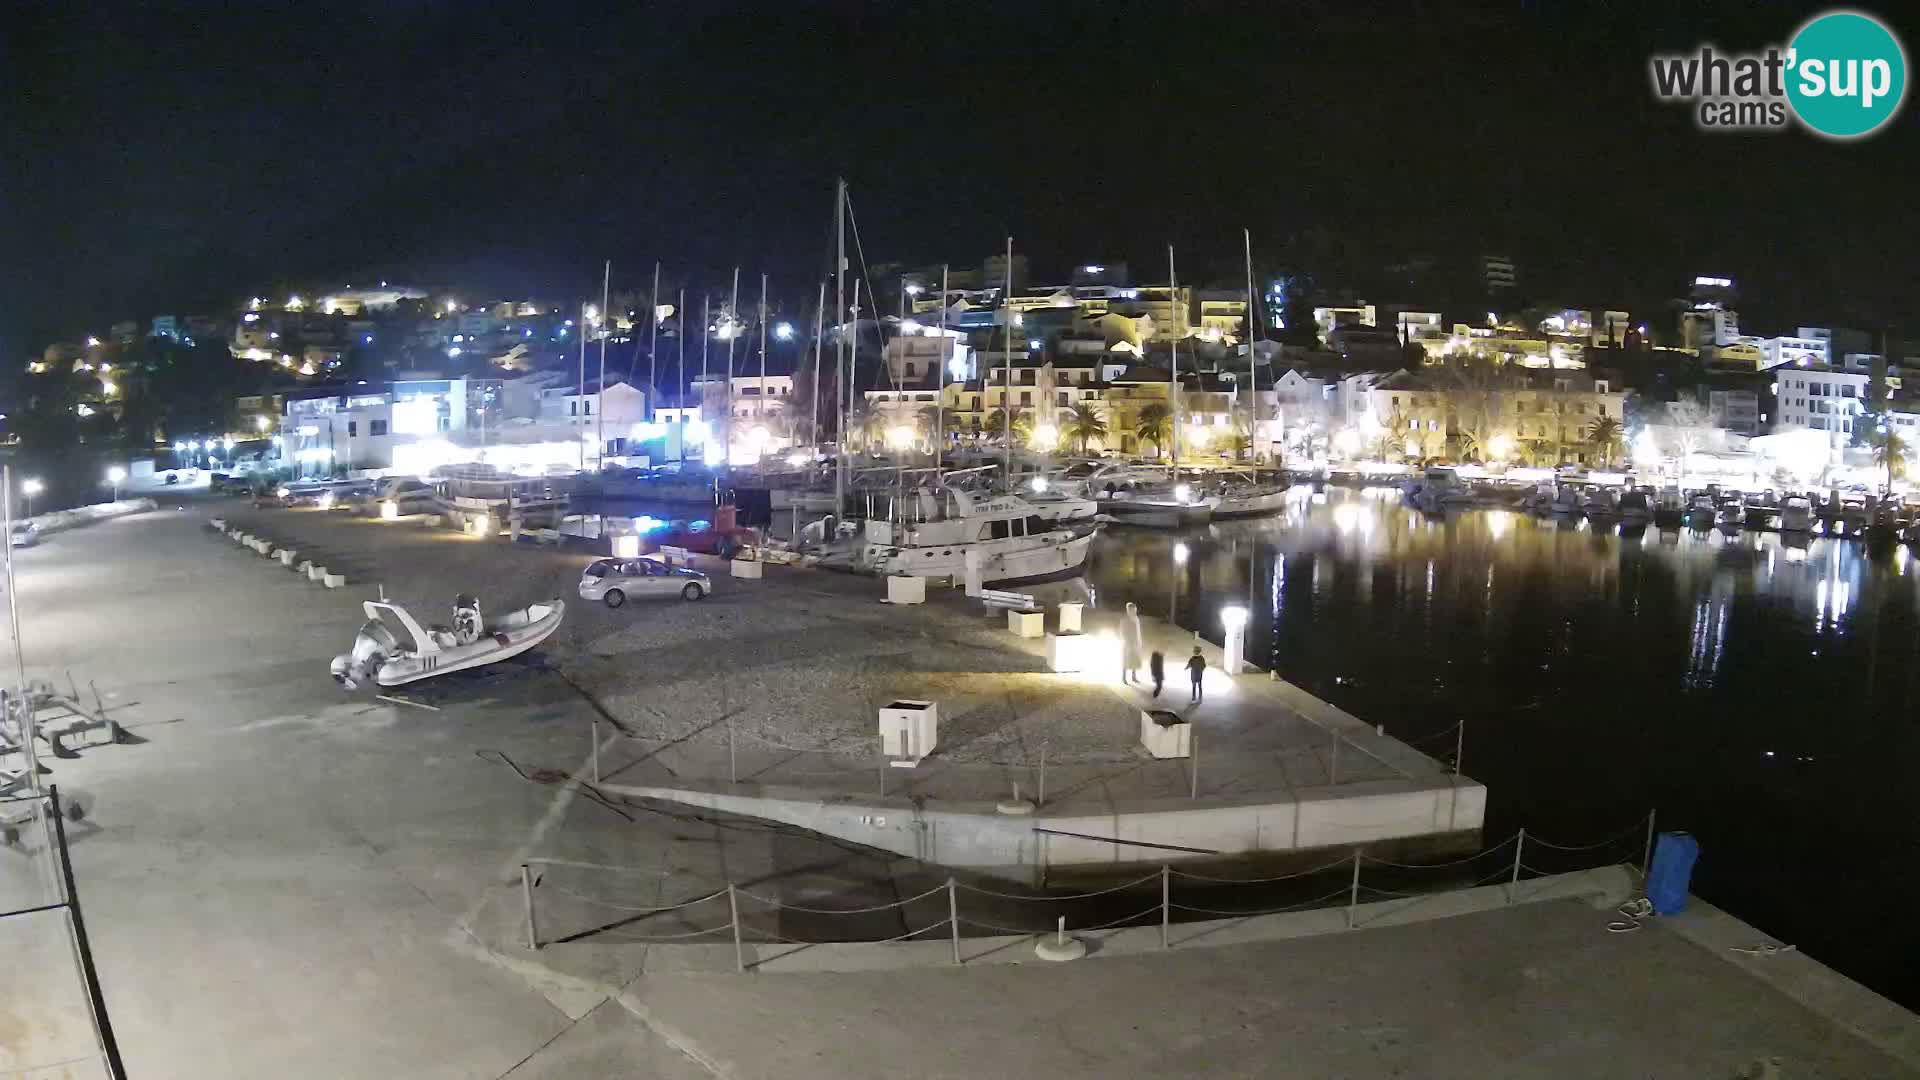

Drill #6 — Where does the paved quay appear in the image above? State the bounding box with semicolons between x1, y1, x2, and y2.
5;500;1914;1078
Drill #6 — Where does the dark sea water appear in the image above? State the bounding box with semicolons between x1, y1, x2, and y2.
1086;485;1920;1007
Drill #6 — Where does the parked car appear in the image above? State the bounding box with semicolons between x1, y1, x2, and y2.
577;556;711;607
357;477;438;515
8;521;40;548
644;518;757;560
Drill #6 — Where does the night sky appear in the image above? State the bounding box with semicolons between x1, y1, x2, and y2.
7;2;1917;359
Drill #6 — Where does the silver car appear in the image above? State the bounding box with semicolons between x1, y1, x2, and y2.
578;556;711;607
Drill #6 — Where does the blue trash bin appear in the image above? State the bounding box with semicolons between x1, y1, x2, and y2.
1646;831;1699;916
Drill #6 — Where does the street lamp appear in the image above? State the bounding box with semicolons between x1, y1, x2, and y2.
106;465;126;502
255;416;271;433
1220;605;1250;674
21;478;42;517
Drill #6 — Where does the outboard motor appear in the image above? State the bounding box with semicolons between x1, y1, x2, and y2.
331;619;399;690
452;595;483;645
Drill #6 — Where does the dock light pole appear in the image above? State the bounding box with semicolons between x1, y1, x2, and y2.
105;466;125;502
21;478;41;518
1220;605;1249;674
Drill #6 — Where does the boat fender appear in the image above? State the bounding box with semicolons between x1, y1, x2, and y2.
494;632;512;647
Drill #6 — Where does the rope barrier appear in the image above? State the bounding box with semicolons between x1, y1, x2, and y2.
581;923;735;943
1168;885;1354;918
733;882;947;914
953;870;1162;901
1077;905;1166;932
1361;834;1518;869
954;916;1045;936
1167;854;1353;884
542;883;727;914
1522;816;1651;852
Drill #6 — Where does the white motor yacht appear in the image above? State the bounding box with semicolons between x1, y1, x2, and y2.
1075;464;1218;527
861;486;1098;583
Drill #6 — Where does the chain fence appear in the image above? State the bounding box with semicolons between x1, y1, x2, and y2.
519;810;1658;971
0;786;125;1078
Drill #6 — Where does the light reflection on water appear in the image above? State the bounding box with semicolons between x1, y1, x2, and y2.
1083;487;1920;1007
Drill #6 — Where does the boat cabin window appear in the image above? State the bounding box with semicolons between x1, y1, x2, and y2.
985;519;1012;540
1024;515;1049;535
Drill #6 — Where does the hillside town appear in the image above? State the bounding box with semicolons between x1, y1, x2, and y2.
10;258;1913;501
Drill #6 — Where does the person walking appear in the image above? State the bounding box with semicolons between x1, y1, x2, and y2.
1148;650;1165;698
1186;646;1207;704
1121;602;1144;685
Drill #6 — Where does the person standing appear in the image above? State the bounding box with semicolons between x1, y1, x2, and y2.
1121;602;1145;685
1186;646;1207;704
1148;650;1165;698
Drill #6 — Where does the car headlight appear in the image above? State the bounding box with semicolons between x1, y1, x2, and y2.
276;487;290;498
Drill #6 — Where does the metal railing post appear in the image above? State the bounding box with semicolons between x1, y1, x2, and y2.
1508;828;1525;905
521;863;538;950
728;715;737;785
1160;864;1171;949
948;878;961;965
1346;850;1361;929
590;717;600;784
49;787;127;1080
877;737;886;799
1330;730;1341;785
1189;730;1199;800
1454;715;1466;775
1037;742;1047;808
1641;809;1657;886
728;884;745;972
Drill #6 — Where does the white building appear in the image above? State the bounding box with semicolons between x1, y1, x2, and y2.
1773;366;1867;453
1759;333;1831;371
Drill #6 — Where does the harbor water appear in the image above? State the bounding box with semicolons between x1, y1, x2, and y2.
1085;484;1920;1008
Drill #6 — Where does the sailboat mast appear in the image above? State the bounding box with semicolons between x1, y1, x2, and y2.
810;280;825;455
1002;235;1013;487
758;272;768;448
936;262;948;478
647;261;661;420
700;294;711;463
849;279;862;459
1168;243;1180;472
725;266;739;474
1244;228;1257;464
597;258;610;471
677;287;686;466
834;178;847;519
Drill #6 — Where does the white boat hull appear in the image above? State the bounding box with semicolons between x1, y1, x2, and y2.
335;600;566;689
1213;488;1289;518
1098;499;1214;528
867;531;1095;583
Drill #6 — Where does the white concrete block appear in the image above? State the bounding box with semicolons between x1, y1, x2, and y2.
1140;709;1191;759
879;699;938;765
277;549;297;566
209;518;227;531
659;544;692;566
1057;601;1084;633
1006;609;1044;639
885;574;924;604
731;558;763;579
296;560;312;574
308;564;327;582
1045;631;1095;673
322;573;346;588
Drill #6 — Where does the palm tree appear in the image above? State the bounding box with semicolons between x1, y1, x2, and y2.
1064;401;1108;454
1870;427;1909;496
984;407;1030;444
1134;402;1173;458
1454;429;1482;461
1585;415;1623;467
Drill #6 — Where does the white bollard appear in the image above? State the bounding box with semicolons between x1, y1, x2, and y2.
322;572;346;588
1057;601;1083;633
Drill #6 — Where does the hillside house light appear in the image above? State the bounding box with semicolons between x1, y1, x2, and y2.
85;336;101;348
445;299;459;313
774;322;795;341
1028;338;1042;350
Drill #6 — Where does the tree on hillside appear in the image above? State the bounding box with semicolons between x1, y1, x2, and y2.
1133;402;1172;458
1586;415;1623;467
1064;401;1108;454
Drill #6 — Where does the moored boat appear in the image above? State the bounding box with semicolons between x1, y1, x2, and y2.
331;595;565;689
